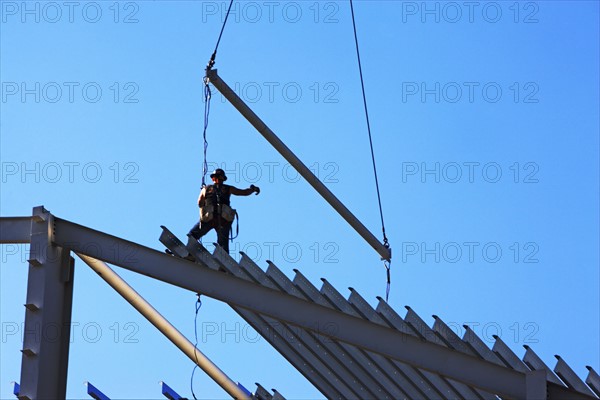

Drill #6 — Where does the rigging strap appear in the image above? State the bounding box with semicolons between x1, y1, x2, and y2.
203;0;235;186
385;260;391;303
201;80;211;187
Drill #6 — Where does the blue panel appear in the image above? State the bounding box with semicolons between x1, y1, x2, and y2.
160;381;184;400
12;382;20;397
86;382;110;400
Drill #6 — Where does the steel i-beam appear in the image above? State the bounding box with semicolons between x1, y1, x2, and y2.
19;206;74;400
77;253;250;400
206;69;391;262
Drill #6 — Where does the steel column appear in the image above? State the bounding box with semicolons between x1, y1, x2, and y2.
206;69;391;262
19;206;74;400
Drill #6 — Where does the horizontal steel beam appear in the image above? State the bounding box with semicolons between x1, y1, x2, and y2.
48;216;594;400
0;217;33;243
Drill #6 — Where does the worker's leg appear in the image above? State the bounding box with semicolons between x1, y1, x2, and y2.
215;222;232;253
189;221;214;241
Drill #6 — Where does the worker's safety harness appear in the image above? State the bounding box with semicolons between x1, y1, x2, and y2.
200;184;239;240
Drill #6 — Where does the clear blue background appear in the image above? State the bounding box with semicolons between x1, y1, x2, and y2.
1;1;598;398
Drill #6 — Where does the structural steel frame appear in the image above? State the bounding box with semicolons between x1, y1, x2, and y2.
0;207;597;399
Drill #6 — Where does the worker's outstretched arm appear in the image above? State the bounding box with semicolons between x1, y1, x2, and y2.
230;185;260;196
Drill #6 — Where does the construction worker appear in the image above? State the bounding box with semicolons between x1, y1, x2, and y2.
188;168;260;253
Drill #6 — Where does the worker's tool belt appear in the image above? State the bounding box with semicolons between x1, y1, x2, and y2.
200;204;236;223
220;204;236;222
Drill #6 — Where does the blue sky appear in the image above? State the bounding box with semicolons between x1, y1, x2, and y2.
1;1;599;398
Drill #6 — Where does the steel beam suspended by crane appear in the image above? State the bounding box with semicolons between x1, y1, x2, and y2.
205;69;392;262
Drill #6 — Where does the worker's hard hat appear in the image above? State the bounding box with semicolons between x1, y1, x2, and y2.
210;168;228;181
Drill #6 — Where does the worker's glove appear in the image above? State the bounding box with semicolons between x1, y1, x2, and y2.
250;184;260;195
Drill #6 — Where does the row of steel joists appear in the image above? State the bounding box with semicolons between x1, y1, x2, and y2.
51;216;599;400
0;212;600;399
189;242;367;399
192;242;488;400
189;242;599;400
367;294;599;399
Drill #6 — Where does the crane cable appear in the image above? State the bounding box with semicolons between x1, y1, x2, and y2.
191;4;235;396
349;0;392;302
199;0;392;301
206;0;235;72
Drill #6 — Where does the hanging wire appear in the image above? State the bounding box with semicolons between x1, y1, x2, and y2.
201;80;211;187
190;294;203;399
202;0;235;186
349;0;392;301
349;0;387;245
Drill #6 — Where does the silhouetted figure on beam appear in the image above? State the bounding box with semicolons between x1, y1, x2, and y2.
189;168;260;253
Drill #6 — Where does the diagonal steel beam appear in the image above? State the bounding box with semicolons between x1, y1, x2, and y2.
47;215;596;400
206;69;391;262
77;254;250;400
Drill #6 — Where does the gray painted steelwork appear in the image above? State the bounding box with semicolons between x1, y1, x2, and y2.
554;356;596;396
524;345;564;385
586;367;600;397
77;254;250;400
18;207;74;400
432;316;496;400
238;257;388;399
187;241;353;399
526;370;548;400
461;325;505;366
404;307;482;399
319;281;415;399
264;263;394;399
374;297;461;398
0;216;32;243
205;69;391;262
491;335;531;372
1;210;598;400
214;250;363;399
348;289;437;399
273;263;408;399
49;215;538;399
